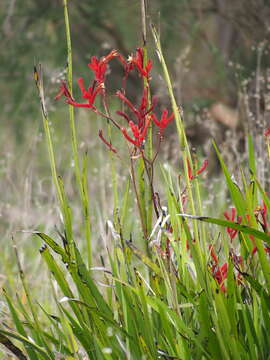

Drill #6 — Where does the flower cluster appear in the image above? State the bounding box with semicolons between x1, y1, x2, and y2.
55;50;119;109
151;109;174;131
55;48;174;151
54;77;104;110
186;158;208;180
209;243;247;293
88;50;118;83
224;207;241;241
127;48;152;80
224;202;270;256
121;117;151;147
208;201;270;292
209;245;228;292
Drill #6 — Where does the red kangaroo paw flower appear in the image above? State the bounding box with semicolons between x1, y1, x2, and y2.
103;49;118;62
121;116;151;147
55;78;102;109
209;245;231;293
128;48;152;79
129;121;140;138
186;158;208;180
196;159;209;175
116;111;130;123
139;88;148;116
159;109;174;129
139;116;151;140
115;91;140;118
186;158;194;180
209;245;228;292
54;81;73;101
211;262;228;293
88;50;118;83
151;109;174;130
224;207;240;240
88;56;107;83
121;127;140;146
116;89;154;131
77;77;103;106
209;245;219;265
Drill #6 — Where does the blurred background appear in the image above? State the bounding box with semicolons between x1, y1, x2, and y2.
0;0;269;269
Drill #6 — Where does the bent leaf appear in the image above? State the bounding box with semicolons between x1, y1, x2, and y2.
177;214;270;246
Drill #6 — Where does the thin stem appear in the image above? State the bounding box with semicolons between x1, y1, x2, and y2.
12;236;54;358
151;133;163;164
95;108;121;130
140;0;147;46
63;0;92;267
34;65;63;210
151;25;206;283
141;152;159;219
102;94;119;223
130;156;148;241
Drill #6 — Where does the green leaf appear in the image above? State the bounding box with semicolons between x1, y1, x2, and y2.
126;241;162;276
0;332;27;360
213;141;246;216
35;232;69;262
0;330;50;360
241;273;270;306
177;214;270;246
3;290;39;360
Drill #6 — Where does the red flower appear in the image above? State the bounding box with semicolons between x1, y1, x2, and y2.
88;57;107;83
209;245;228;292
196;159;209;175
116;90;140;118
55;78;103;109
54;81;73;101
254;201;268;232
224;208;241;240
121;116;151;147
186;158;208;180
116;89;154;128
251;243;270;256
214;263;228;292
252;201;270;254
88;50;118;83
264;127;270;137
128;48;152;79
151;109;174;130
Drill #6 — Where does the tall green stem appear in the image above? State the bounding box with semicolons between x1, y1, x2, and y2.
63;0;92;268
151;26;205;282
34;65;75;260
